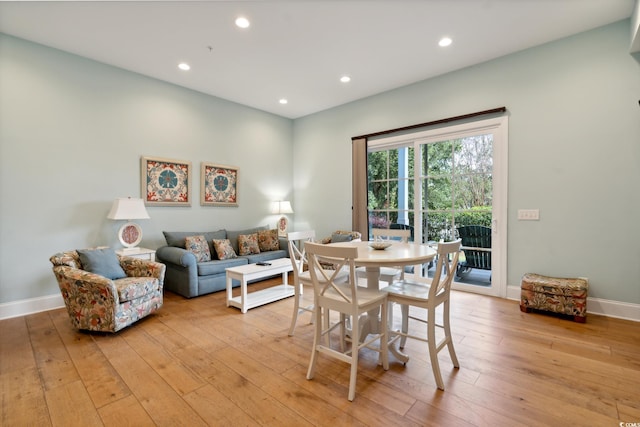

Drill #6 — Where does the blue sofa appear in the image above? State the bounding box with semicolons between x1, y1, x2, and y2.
156;226;289;298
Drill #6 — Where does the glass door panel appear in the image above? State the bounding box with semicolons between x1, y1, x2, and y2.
420;134;493;291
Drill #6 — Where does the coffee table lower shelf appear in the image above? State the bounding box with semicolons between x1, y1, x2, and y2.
227;284;295;313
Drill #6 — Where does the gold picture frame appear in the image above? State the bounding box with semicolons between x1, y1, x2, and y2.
141;156;191;206
201;162;238;206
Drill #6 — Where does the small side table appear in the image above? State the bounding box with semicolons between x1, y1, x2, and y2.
116;247;156;261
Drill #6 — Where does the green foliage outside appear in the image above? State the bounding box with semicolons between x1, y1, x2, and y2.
368;135;493;242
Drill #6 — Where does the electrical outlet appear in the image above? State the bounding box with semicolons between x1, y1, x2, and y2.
518;209;539;220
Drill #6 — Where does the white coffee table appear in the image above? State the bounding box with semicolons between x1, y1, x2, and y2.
225;258;294;313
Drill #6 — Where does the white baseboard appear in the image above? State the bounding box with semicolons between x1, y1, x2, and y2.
2;288;638;323
0;294;64;320
507;284;640;322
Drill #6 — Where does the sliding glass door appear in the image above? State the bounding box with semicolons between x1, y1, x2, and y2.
367;117;508;297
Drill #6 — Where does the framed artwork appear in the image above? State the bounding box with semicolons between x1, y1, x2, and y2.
141;156;191;206
201;162;238;206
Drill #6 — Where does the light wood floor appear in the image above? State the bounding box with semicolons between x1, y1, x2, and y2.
2;276;639;426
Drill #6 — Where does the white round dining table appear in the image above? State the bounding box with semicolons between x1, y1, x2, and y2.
332;239;437;287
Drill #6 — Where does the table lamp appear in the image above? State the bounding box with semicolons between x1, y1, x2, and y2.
107;197;150;252
271;200;293;237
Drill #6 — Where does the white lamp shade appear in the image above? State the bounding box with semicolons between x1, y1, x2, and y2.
107;197;150;220
271;200;293;214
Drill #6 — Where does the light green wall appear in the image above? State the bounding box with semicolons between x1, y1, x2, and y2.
293;20;640;303
2;20;639;307
0;34;293;303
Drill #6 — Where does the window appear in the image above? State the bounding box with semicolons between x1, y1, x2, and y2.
368;145;414;232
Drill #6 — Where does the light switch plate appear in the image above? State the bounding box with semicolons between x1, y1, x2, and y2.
518;209;539;220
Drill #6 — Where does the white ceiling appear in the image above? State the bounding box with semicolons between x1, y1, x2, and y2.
0;1;635;119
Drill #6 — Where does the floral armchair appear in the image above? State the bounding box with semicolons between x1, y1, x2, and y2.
50;249;165;333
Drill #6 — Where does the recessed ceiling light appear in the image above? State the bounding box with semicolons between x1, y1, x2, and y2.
340;75;351;83
235;17;250;29
279;98;288;105
439;37;452;47
178;62;191;71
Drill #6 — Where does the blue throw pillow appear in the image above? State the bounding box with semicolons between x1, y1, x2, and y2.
77;248;127;280
331;233;353;243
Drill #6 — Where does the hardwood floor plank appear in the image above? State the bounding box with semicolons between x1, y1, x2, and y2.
483;358;618;417
26;311;80;391
1;366;51;426
45;380;103;426
3;280;639;427
280;362;412;427
405;399;501;427
203;351;315;426
50;308;132;408
496;338;640;397
0;316;36;374
121;327;206;396
216;315;300;375
474;372;620;426
217;344;394;425
94;332;208;426
445;377;562;426
98;394;156;427
182;384;260;427
618;399;640;422
371;355;496;425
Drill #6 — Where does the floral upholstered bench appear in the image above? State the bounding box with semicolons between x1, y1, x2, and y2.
520;273;588;323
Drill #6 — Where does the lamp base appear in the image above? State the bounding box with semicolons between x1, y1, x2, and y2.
118;221;143;248
277;216;288;237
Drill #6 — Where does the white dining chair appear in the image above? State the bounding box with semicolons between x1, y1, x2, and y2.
286;230;316;336
356;228;411;287
304;241;389;401
383;239;462;391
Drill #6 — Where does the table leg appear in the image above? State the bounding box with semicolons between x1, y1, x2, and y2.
241;278;248;314
364;266;381;335
353;265;411;364
226;275;233;307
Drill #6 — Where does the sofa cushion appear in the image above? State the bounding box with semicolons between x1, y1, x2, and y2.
185;235;211;262
213;239;237;260
226;226;268;254
257;229;280;252
238;233;260;256
197;258;248;276
243;249;288;264
77;248;127;280
163;230;226;255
